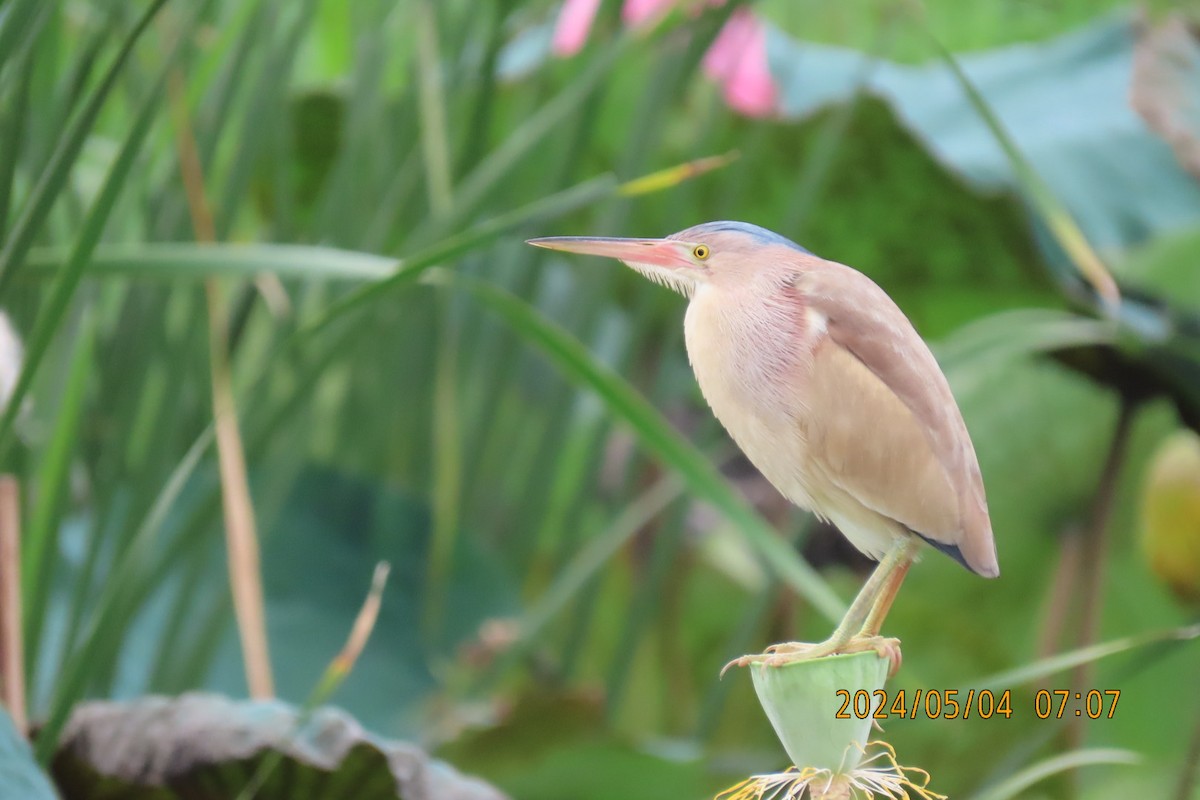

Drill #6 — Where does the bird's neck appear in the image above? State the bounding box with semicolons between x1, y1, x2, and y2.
683;279;811;414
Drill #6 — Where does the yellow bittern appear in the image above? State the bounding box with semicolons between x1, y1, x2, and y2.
529;221;998;674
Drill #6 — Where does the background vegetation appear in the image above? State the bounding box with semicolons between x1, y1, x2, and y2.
1;0;1199;798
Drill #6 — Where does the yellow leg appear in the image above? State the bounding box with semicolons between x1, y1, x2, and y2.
859;552;913;637
723;537;919;677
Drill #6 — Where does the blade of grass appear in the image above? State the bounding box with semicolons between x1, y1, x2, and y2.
0;0;51;78
147;543;217;692
167;52;274;698
454;0;513;175
429;270;845;623
0;0;170;298
416;0;453;216
152;0;271;240
205;280;275;698
616;151;740;197
0;48;33;237
195;1;271;170
964;623;1200;691
152;322;366;692
301;173;618;335
235;562;391;800
479;474;685;686
524;396;616;589
969;749;1140;800
417;33;632;244
360;148;422;253
310;6;401;247
1178;699;1200;800
603;487;688;717
212;0;318;241
21;243;397;282
35;425;214;763
416;0;462;647
21;312;92;700
0;5;199;456
697;583;778;739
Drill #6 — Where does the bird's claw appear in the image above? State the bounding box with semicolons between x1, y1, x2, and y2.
839;635;903;678
720;641;826;677
719;636;902;678
719;653;760;677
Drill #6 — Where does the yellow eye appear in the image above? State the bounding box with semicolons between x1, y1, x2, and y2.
693;244;710;260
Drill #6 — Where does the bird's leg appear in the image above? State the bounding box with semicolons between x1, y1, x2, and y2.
723;538;920;676
834;541;918;675
858;545;916;637
765;546;906;652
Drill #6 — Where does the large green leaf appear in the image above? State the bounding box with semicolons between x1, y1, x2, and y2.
767;15;1200;252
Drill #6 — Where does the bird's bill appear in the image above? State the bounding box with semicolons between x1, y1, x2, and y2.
527;236;697;271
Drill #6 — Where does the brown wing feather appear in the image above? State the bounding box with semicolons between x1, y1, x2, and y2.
795;263;998;577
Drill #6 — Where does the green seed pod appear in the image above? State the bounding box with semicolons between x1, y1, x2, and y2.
749;652;889;773
721;652;943;800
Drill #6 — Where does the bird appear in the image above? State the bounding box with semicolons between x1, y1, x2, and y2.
528;221;998;674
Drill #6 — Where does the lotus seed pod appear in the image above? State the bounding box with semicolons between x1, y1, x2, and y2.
1139;429;1200;605
721;653;943;799
749;652;889;773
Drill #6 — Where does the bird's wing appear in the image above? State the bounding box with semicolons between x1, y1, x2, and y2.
794;263;997;576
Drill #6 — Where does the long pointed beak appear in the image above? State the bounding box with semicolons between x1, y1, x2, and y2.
527;236;696;270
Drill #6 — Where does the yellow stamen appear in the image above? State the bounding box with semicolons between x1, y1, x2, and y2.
715;741;946;800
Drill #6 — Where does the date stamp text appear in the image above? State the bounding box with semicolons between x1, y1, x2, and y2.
834;689;1121;720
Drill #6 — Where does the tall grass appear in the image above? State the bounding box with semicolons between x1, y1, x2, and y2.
0;0;840;758
2;2;1197;797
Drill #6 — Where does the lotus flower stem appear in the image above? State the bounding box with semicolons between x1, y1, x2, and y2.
0;476;25;735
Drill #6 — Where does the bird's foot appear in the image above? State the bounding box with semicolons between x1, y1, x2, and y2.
720;635;902;678
838;634;902;678
720;640;835;676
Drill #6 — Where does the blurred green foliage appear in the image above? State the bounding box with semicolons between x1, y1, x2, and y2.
1;1;1200;798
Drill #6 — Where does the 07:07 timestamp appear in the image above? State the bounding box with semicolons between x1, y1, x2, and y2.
1034;689;1121;719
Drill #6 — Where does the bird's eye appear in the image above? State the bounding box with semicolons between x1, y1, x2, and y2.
693;244;710;260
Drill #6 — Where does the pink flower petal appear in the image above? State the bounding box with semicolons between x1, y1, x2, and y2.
621;0;677;28
553;0;603;57
702;9;777;117
701;7;751;81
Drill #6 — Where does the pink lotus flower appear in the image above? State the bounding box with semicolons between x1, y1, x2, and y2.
702;7;776;117
552;0;778;118
552;0;603;57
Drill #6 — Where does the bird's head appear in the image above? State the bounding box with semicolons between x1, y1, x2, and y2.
527;221;812;298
